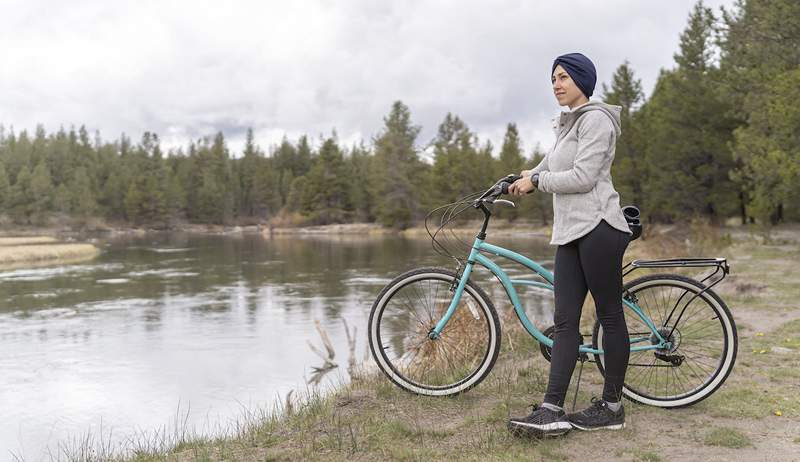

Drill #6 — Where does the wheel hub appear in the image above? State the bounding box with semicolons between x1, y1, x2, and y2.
651;327;682;353
651;327;684;366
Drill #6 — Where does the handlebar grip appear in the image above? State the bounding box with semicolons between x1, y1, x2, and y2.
499;174;524;195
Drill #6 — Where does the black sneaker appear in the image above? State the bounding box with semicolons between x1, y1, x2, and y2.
508;403;572;438
566;396;625;431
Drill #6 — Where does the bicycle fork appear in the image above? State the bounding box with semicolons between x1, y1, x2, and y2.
429;244;482;339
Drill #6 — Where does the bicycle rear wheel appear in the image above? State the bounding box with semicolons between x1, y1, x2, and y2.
368;267;501;396
593;274;737;408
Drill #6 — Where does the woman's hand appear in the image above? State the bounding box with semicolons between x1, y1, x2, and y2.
508;173;535;196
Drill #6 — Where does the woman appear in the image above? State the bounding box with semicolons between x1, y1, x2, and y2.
506;52;633;438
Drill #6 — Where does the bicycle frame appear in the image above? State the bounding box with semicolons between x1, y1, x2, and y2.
429;201;670;356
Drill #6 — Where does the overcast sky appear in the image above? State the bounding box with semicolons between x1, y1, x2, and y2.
1;0;737;158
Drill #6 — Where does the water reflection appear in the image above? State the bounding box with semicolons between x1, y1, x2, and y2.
0;232;555;458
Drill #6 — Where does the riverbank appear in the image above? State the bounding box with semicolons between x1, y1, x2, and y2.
48;222;792;461
0;236;100;269
0;217;771;244
263;221;554;239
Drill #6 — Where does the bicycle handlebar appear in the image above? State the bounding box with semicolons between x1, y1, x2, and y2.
476;174;525;203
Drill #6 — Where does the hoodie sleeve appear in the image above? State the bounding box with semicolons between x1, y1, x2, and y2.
538;111;614;194
529;152;549;175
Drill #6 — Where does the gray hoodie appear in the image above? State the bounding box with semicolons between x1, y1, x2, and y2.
531;100;633;245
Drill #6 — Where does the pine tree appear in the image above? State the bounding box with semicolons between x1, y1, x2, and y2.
100;168;126;220
429;113;483;207
304;136;349;224
239;128;260;217
641;1;739;224
253;161;282;218
196;168;224;223
493;124;525;220
347;142;373;222
720;0;800;225
165;170;187;221
9;165;32;224
71;166;97;221
121;133;168;226
602;61;645;207
496;124;524;178
371;101;423;228
211;133;235;224
53;183;70;214
286;176;308;214
30;161;53;224
295;135;313;177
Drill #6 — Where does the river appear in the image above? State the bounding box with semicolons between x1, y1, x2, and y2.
0;232;554;459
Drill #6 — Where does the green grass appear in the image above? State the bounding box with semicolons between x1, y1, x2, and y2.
703;427;752;448
700;386;789;418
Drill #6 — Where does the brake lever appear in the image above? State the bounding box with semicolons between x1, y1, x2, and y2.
494;199;515;208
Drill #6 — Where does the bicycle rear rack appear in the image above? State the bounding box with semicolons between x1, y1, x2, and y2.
622;256;731;349
623;257;729;287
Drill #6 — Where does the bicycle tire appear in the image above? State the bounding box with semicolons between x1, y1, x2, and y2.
592;274;738;408
368;267;501;396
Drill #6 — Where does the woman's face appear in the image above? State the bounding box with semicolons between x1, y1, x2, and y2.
551;64;584;108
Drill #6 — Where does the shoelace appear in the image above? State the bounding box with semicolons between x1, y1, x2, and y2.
583;396;609;417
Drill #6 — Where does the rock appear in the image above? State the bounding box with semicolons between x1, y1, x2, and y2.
770;346;793;354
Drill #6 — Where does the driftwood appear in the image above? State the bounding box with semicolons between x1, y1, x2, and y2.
307;318;338;385
342;317;357;372
284;390;295;416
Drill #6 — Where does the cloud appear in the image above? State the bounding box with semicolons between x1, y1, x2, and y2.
0;0;736;156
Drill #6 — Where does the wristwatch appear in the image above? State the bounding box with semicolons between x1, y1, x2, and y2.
530;172;539;189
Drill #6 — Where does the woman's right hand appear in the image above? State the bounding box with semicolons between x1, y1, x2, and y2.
520;169;532;178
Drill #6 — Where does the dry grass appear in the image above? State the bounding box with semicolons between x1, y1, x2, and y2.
0;242;99;267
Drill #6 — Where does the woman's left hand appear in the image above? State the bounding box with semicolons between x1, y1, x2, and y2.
508;176;535;196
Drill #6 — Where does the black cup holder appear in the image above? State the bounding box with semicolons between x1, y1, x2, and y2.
622;205;642;241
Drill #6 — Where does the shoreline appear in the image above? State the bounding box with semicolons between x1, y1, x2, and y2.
0;219;774;239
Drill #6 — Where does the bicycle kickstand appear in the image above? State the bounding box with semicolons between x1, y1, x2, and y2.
570;353;588;412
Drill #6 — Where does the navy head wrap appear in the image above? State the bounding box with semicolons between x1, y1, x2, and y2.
551;53;597;98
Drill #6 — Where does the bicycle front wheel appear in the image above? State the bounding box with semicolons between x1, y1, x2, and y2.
368;267;501;396
593;274;738;408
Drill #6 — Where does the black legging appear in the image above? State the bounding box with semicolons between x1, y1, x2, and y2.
544;218;631;407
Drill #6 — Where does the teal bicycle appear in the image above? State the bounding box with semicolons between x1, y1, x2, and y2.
368;176;737;408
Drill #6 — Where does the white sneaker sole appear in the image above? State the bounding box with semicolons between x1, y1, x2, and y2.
508;420;572;437
570;422;626;431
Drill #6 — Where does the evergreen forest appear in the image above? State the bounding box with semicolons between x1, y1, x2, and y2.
0;0;797;230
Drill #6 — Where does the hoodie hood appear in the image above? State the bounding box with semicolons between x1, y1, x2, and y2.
570;100;622;136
